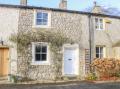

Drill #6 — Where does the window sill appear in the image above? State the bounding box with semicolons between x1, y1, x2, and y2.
31;61;50;65
32;25;53;29
96;29;105;30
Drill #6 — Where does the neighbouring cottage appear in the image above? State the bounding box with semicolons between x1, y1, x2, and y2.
0;0;120;82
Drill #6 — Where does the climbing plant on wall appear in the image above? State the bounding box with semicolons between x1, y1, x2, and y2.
9;29;74;80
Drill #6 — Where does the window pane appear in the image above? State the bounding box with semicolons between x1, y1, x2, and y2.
43;13;48;19
96;54;99;58
100;53;103;58
96;47;99;53
95;18;98;23
100;19;103;30
95;24;99;29
100;19;103;23
95;18;99;30
43;19;48;22
42;46;47;53
100;47;103;54
42;19;48;25
36;19;43;25
100;24;103;29
37;12;42;18
35;54;41;61
35;46;42;53
41;54;47;61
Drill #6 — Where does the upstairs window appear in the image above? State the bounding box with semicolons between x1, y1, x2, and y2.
36;12;48;26
95;18;104;30
96;46;105;58
34;11;51;28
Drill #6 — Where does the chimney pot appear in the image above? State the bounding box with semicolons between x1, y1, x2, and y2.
20;0;27;6
59;0;67;9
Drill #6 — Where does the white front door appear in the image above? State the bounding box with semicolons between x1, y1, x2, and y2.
63;46;79;75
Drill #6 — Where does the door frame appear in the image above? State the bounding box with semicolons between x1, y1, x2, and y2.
62;44;79;76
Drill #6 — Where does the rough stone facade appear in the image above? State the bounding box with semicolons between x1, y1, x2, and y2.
17;8;90;80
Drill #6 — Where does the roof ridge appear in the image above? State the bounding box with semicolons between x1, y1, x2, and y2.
0;3;120;19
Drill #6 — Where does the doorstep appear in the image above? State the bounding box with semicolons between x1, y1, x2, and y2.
0;80;11;84
0;77;11;84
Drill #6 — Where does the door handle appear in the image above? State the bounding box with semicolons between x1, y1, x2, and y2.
68;59;72;60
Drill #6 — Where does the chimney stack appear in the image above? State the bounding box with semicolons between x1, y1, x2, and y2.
59;0;67;9
20;0;27;6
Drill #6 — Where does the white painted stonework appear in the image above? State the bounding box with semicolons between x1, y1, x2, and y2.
0;7;19;75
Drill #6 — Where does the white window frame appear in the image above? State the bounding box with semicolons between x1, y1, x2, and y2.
33;10;51;28
31;42;50;65
95;18;105;30
95;46;106;58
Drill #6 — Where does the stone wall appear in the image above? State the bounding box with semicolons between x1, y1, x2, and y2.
17;9;57;80
17;8;90;80
51;11;90;78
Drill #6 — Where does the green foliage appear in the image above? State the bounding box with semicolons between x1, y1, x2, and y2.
115;71;120;77
10;75;17;83
86;73;97;80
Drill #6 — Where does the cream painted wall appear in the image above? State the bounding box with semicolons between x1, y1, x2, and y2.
113;47;120;59
0;7;19;75
94;16;120;58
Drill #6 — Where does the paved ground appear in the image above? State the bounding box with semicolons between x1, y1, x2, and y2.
0;82;120;89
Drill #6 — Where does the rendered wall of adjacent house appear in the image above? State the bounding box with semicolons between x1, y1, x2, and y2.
0;7;19;75
93;16;120;58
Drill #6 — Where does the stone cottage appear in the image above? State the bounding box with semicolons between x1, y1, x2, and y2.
0;0;120;81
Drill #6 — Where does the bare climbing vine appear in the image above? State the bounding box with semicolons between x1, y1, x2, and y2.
9;29;74;80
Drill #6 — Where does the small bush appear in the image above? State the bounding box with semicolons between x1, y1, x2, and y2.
115;72;120;77
86;73;97;80
10;75;18;83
